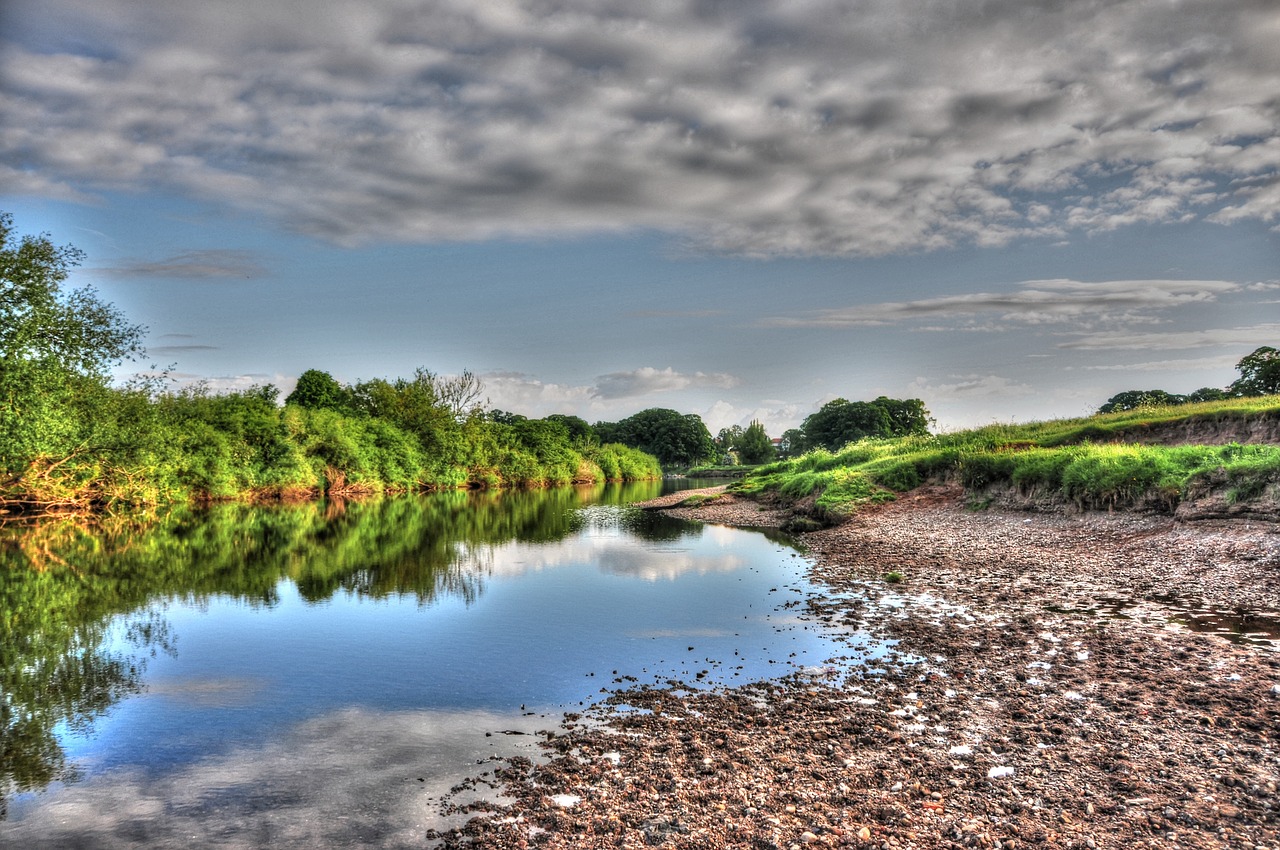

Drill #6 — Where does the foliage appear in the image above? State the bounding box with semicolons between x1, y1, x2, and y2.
0;480;676;808
0;213;145;484
594;408;716;468
737;420;776;465
1099;388;1186;414
798;396;930;451
545;413;596;445
284;369;353;412
1229;346;1280;397
734;397;1280;520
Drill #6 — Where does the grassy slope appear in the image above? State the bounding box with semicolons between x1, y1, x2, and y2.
733;396;1280;521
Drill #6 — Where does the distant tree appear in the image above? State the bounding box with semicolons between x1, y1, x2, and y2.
593;420;622;445
1098;389;1185;414
545;413;595;444
606;408;716;467
1185;387;1229;403
1229;346;1280;397
285;369;353;412
801;399;889;451
798;396;931;451
435;369;487;419
487;409;527;424
716;425;747;465
737;420;776;465
779;428;807;458
870;396;932;437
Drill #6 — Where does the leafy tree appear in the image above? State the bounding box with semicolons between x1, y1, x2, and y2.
799;396;931;451
1229;346;1280;397
714;425;745;451
737;420;776;465
1098;389;1185;414
544;413;595;445
286;369;352;412
350;369;465;467
870;396;932;437
606;408;716;467
801;399;889;451
0;212;145;472
1186;387;1228;403
779;428;807;458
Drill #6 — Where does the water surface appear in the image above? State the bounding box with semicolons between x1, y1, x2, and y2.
0;482;858;848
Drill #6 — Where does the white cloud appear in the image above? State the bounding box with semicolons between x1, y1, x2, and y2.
700;399;805;435
3;0;1278;255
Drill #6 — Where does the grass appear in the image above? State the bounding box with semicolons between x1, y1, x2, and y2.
732;396;1280;520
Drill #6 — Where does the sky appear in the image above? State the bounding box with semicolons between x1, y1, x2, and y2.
2;0;1278;434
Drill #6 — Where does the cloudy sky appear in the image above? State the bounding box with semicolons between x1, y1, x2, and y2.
2;0;1278;432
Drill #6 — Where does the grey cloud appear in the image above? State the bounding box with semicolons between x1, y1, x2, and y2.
592;366;739;399
149;344;220;355
1;706;546;850
1083;355;1240;372
98;250;267;280
765;279;1240;328
3;0;1279;254
1058;323;1280;351
907;374;1035;400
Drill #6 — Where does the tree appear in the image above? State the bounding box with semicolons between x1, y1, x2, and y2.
798;396;931;452
1098;389;1185;414
1229;346;1280;397
1186;387;1228;403
0;212;145;466
605;408;716;468
285;369;352;412
737;420;775;465
779;428;807;458
870;396;932;437
801;399;889;451
544;413;595;445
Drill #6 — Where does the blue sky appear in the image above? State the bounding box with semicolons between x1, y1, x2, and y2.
2;0;1278;433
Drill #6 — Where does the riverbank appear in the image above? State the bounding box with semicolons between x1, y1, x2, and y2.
430;485;1279;849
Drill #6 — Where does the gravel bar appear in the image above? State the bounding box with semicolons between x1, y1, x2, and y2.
429;485;1280;850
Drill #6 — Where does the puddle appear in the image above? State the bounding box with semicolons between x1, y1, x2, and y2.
1045;597;1280;649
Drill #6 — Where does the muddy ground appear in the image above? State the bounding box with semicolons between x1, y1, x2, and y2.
429;486;1280;850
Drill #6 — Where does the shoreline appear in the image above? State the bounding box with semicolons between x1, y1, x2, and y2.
431;486;1280;849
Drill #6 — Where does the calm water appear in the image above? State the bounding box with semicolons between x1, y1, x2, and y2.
0;481;866;848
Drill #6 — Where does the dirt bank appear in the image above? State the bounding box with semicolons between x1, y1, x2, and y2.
429;486;1280;850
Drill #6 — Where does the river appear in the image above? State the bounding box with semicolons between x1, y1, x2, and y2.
0;481;873;848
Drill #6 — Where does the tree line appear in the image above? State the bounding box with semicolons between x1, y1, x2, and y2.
1099;348;1280;413
0;213;660;511
0;211;935;507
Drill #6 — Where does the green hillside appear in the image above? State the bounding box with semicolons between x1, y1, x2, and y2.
732;397;1280;522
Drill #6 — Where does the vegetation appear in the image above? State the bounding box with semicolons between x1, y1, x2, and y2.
1099;346;1280;412
0;213;661;513
594;408;717;469
734;396;1280;522
789;396;931;453
712;420;777;466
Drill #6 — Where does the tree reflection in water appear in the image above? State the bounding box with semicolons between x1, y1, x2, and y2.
0;479;670;815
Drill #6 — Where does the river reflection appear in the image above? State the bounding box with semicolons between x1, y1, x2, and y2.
0;481;850;847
